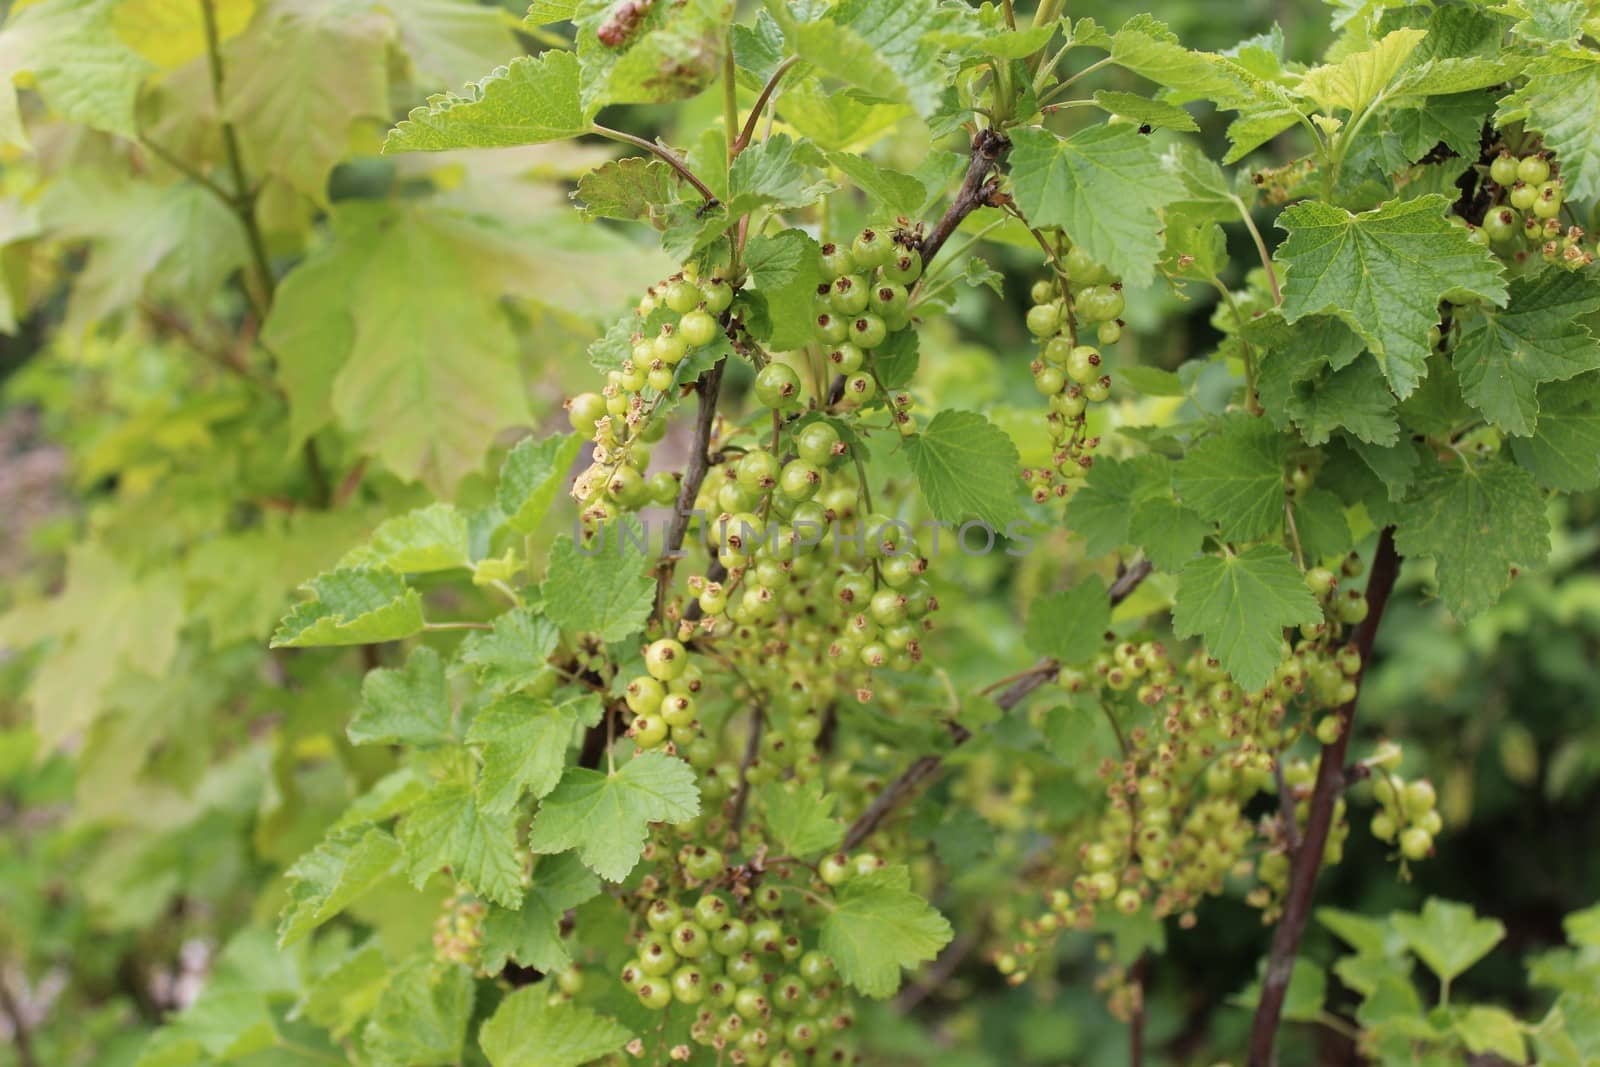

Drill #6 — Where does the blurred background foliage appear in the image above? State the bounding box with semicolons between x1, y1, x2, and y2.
0;0;1593;1065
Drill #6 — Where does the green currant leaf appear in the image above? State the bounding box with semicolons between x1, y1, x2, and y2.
468;693;603;813
1390;897;1507;984
527;0;577;26
271;567;426;648
1062;454;1173;558
1128;497;1210;572
363;956;474;1067
1173;545;1322;691
278;827;402;947
300;943;390;1040
825;151;928;216
383;0;521;89
349;647;454;748
455;608;562;698
903;409;1025;528
1162;143;1251;223
541;517;656;642
573;0;732;111
526;752;701;882
480;853;602;976
1501;0;1588;46
821;865;953;998
574;157;679;225
1498;50;1600;201
384;51;591;153
1290;489;1354;563
766;0;971;121
498;432;583;537
1276;194;1507;398
744;228;824;352
1454;269;1600;437
1092;90;1199;132
1511;374;1600;491
478;986;632;1067
1007;124;1176;287
222;0;391;204
0;0;152;145
1229;957;1328;1024
759;779;844;857
1108;17;1254;105
874;327;920;390
1173;416;1289;542
1286;357;1401;448
400;778;526;908
1456;1006;1528;1064
341;502;472;574
1392;456;1551;617
1025;575;1111;665
726;134;835;218
1299;28;1426;115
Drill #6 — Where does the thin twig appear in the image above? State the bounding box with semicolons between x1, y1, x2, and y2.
1247;529;1401;1067
591;124;720;203
200;0;274;316
732;57;800;155
656;359;727;620
1130;955;1149;1067
727;709;764;835
916;128;1011;269
841;561;1152;850
894;930;979;1013
1233;195;1282;306
1274;761;1302;854
0;973;38;1067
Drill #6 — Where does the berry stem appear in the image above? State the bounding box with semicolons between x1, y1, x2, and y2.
1246;528;1402;1067
1232;194;1282;306
732;57;800;157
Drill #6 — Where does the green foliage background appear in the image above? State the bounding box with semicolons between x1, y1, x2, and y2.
0;0;1597;1065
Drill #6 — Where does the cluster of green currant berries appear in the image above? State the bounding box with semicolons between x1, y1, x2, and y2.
812;226;922;410
623;637;705;753
619;872;860;1064
1020;252;1125;499
1370;772;1442;862
566;268;736;522
1477;149;1594;270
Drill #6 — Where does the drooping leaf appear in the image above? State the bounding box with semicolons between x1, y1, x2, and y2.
400;779;525;907
1511;374;1600;490
385;51;591;153
455;609;562;698
1173;545;1322;690
278;827;402;946
541;517;656;642
820;865;953;998
1007;124;1175;287
349;647;454;748
744;228;824;352
467;693;602;813
903;410;1024;527
1276;195;1507;397
498;432;583;536
526;753;700;881
1392;457;1551;617
1390;897;1507;984
341;503;473;574
1173;417;1289;542
759;779;844;857
363;956;474;1067
480;853;602;976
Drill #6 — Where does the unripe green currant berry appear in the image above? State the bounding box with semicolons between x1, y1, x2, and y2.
619;361;647;391
646;366;674;392
1064;243;1108;284
684;845;724;881
672;964;707;1004
1371;810;1398;841
671;921;710;959
655;325;689;365
797;951;834;986
568;392;607;433
842;372;876;405
1288;463;1315;494
636;980;673;1009
755;363;802;408
1030;279;1057;305
1510;181;1539;211
1489;151;1519;187
646;899;682;931
1337;591;1370;625
868;588;907;626
639;935;677;976
1399;826;1433;860
1403;779;1437;815
871;283;909;320
695;893;729;926
750;919;784;952
831;274;869;315
849;314;887;349
702;278;735;313
1305;566;1337;598
1315;715;1342;745
737;449;781;489
826;342;864;374
851;851;882;877
1534;182;1564;219
1084;842;1114;871
820;242;856;279
851;228;891;270
779;460;822;501
607;465;647;506
1076;284;1125;323
1065;345;1101;384
665;279;702;313
1083;374;1112;403
632;714;668;748
647;470;680;506
661;693;696;727
1096;320;1123;345
638;414;668;442
1025;302;1061;337
814;312;848;345
819;853;852;886
680;309;720;347
1115;888;1142;916
712;918;750;955
726;951;762;985
796;422;842;466
755;885;784;911
1517;153;1551;185
1034;365;1066;395
645;638;688;681
787;1019;820;1050
1042;335;1074;365
883;248;922;284
1418;809;1443;835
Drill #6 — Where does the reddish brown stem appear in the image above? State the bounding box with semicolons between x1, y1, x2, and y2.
1246;528;1401;1067
916;128;1011;268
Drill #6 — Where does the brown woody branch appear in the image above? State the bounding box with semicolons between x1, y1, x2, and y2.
1246;528;1402;1067
915;128;1012;268
655;358;727;620
840;559;1153;851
